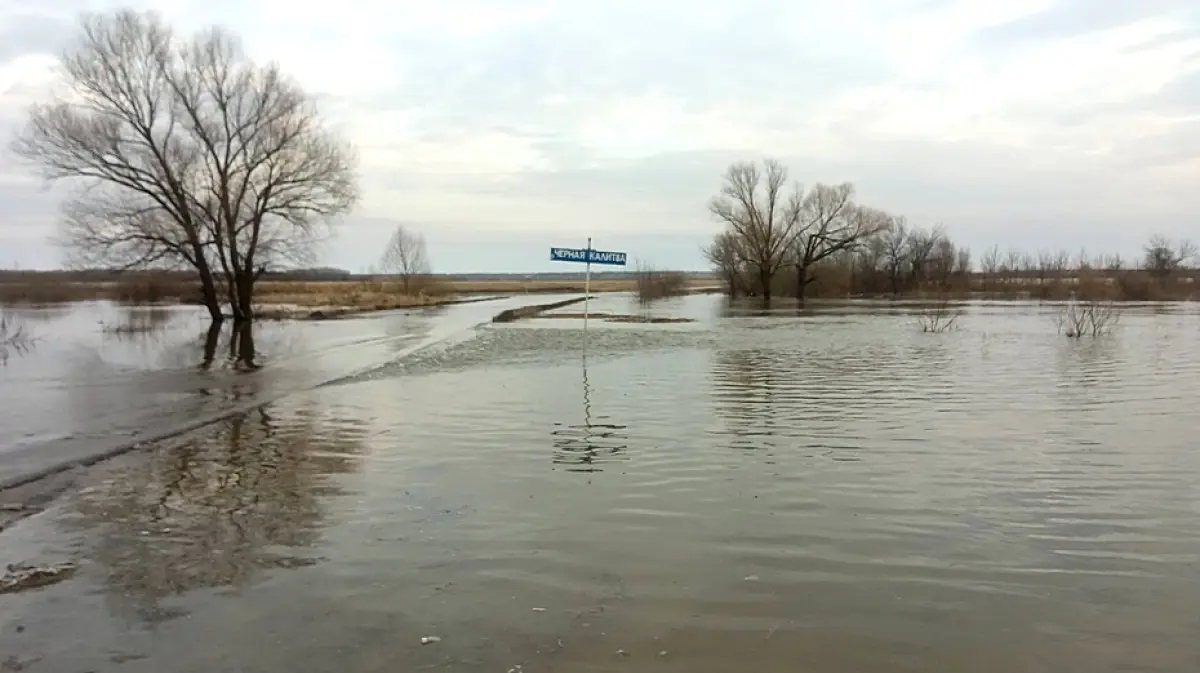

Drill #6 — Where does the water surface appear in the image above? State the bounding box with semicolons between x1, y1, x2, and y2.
2;297;1199;672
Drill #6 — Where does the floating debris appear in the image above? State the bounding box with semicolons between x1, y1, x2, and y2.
0;562;78;595
420;636;441;645
532;607;547;612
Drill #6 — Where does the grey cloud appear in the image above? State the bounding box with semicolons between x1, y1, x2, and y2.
496;137;1194;247
0;11;72;61
1153;69;1200;112
974;0;1198;45
361;4;892;138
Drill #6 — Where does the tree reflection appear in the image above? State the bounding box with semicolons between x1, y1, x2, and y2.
229;319;259;370
710;349;782;452
62;401;369;624
0;311;34;364
551;349;629;472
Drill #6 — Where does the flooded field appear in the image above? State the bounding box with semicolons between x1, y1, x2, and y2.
0;298;523;486
3;296;1200;672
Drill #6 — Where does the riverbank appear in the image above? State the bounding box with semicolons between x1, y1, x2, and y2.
0;277;720;308
253;294;504;321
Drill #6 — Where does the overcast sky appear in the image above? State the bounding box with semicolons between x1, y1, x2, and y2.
1;0;1196;273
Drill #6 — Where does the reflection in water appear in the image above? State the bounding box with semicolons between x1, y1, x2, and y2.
197;320;260;371
100;306;176;338
709;349;783;454
551;347;629;472
60;402;369;623
229;320;259;370
0;311;34;364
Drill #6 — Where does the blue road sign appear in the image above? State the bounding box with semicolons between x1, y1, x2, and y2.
550;247;627;266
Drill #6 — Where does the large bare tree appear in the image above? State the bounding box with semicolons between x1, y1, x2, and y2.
11;10;358;322
707;159;802;304
790;183;890;303
378;224;431;294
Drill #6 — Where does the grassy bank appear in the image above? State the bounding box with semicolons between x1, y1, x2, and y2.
0;276;719;317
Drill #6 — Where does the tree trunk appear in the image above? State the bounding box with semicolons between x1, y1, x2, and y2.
224;272;243;321
201;321;221;370
795;264;809;307
234;271;256;323
759;269;772;307
196;263;224;323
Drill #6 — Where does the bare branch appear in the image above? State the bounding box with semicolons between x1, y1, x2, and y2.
790;183;889;300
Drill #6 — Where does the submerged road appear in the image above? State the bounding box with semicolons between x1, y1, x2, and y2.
0;295;573;491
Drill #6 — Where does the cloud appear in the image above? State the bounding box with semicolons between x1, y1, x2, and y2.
973;0;1198;45
0;0;1197;272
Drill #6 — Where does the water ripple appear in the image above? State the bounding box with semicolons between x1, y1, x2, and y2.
6;299;1200;672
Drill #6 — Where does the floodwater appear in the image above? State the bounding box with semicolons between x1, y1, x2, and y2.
3;295;1200;672
0;297;515;485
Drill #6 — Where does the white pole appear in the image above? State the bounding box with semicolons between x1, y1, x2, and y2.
583;236;592;335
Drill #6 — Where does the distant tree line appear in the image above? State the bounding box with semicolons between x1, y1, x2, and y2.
705;159;1197;303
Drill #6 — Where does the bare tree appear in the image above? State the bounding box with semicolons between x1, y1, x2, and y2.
980;245;1000;274
1004;248;1023;283
708;159;803;304
11;10;358;323
928;235;957;288
906;226;943;287
954;247;972;277
703;231;746;297
1143;235;1196;279
881;218;910;296
790;183;889;304
378;225;431;295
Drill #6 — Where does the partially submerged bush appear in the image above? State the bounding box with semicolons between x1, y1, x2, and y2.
916;295;963;333
1055;273;1121;338
634;265;688;303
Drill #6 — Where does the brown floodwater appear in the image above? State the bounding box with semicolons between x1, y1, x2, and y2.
2;296;1200;672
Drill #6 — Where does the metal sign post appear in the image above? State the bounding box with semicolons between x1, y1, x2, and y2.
549;242;627;342
583;237;592;333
